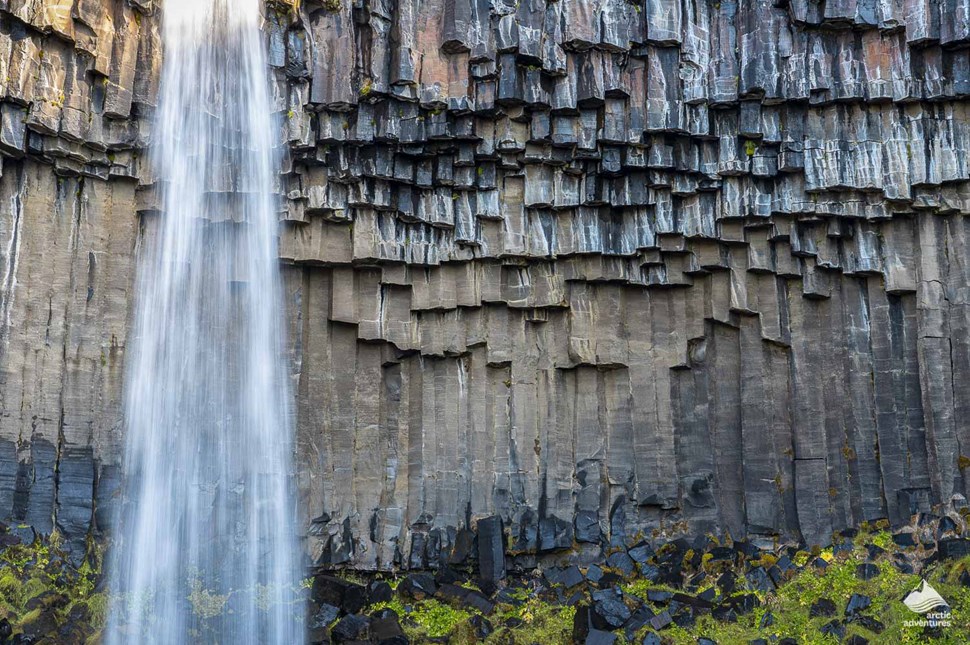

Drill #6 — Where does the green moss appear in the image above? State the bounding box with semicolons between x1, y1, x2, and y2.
82;592;110;630
0;533;110;642
395;599;471;639
17;606;42;626
19;577;49;608
419;600;471;637
620;578;678;601
644;546;970;644
0;567;21;600
473;585;576;644
377;593;525;643
370;597;407;617
485;596;575;644
502;586;532;603
187;578;229;620
347;533;970;645
870;530;894;551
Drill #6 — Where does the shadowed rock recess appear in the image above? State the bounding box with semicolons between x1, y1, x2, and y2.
0;0;969;572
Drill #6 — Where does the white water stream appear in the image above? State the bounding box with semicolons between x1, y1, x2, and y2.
107;0;303;642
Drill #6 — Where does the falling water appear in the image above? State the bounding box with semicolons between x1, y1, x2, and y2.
107;0;303;642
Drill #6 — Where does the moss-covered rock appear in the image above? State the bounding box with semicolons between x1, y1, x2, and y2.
307;518;970;644
0;525;108;644
5;516;969;643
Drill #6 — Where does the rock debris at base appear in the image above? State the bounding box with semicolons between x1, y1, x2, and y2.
0;0;969;572
295;514;970;644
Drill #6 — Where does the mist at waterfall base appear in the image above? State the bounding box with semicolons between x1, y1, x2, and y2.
106;0;304;642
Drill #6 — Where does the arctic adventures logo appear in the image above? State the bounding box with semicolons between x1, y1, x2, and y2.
902;580;952;629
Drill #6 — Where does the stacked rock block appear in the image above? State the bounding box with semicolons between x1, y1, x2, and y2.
272;0;970;569
1;0;970;574
0;0;158;558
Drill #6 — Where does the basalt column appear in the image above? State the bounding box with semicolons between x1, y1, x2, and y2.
0;0;969;579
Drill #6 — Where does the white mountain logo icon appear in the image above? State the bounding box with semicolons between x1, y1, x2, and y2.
903;580;949;614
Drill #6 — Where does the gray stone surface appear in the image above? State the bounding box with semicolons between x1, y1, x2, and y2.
0;0;969;572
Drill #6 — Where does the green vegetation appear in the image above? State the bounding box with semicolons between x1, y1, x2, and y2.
484;593;575;644
370;586;573;644
353;524;970;644
0;531;110;643
407;599;472;638
372;598;471;640
187;577;230;620
3;523;968;644
653;530;970;644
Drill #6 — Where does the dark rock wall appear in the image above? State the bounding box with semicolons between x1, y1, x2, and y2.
1;0;969;570
0;0;153;558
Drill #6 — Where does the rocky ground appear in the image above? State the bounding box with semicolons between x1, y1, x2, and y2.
304;514;970;644
2;515;970;643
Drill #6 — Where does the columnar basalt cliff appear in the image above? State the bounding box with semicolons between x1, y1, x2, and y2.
1;0;969;572
0;0;157;562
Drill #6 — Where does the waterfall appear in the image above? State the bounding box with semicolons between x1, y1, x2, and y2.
106;0;303;642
